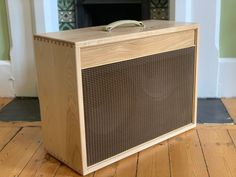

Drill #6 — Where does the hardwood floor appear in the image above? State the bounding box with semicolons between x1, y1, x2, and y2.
222;98;236;122
0;98;235;177
0;97;13;109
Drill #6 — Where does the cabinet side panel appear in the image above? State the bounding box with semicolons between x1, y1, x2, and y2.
34;38;83;172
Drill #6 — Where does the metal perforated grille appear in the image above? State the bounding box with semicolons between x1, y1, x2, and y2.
82;47;195;166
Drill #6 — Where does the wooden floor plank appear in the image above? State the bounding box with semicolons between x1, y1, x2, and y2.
0;127;42;177
115;154;138;177
94;162;117;177
0;97;13;109
19;143;60;177
197;128;236;177
0;127;20;151
55;165;93;177
169;130;209;177
18;144;46;177
0;121;41;127
0;97;234;177
222;98;236;122
228;129;236;147
137;141;170;177
197;124;236;130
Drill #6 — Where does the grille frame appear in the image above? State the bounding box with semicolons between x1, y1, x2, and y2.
82;47;196;166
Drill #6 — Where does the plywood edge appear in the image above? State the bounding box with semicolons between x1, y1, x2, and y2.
83;123;196;175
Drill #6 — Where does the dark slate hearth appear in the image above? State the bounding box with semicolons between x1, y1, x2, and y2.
197;98;233;124
0;97;40;121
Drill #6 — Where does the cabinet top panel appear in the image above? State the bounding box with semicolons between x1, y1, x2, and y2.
34;20;198;47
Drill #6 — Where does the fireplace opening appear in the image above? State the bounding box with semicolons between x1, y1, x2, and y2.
76;0;150;28
58;0;170;31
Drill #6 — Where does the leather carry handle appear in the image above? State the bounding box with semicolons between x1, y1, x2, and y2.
104;20;145;32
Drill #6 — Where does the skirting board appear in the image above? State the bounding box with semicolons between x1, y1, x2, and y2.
217;58;236;98
0;61;15;97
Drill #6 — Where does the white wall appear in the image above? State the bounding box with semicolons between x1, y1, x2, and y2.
1;0;235;98
33;0;59;33
218;59;236;97
191;0;220;98
174;0;220;98
0;61;14;97
0;0;59;97
6;0;38;97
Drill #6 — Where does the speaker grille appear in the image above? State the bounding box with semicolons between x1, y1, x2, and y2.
82;47;195;166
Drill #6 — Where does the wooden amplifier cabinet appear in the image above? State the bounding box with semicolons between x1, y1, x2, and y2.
34;20;199;175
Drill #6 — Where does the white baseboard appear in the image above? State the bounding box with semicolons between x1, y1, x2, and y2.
0;61;15;97
217;58;236;98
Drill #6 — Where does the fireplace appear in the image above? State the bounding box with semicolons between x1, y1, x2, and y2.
58;0;169;30
76;0;150;28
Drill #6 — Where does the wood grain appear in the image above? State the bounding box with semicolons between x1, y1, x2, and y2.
228;129;236;147
0;127;42;177
197;124;236;130
222;98;236;122
192;28;199;124
137;142;170;177
0;127;20;151
34;39;85;173
0;121;41;127
80;30;195;68
93;163;117;177
55;165;91;177
0;97;13;109
115;154;138;177
169;130;208;177
93;154;138;177
18;144;47;177
197;128;236;177
35;20;198;47
34;20;198;175
0;114;236;177
19;144;60;177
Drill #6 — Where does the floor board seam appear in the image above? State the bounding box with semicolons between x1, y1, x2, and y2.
0;98;14;110
0;127;22;152
135;152;140;177
227;129;236;148
17;142;44;177
53;164;63;177
196;129;211;177
51;161;61;177
167;140;172;177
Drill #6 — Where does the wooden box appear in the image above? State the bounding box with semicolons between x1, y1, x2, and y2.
34;20;199;175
